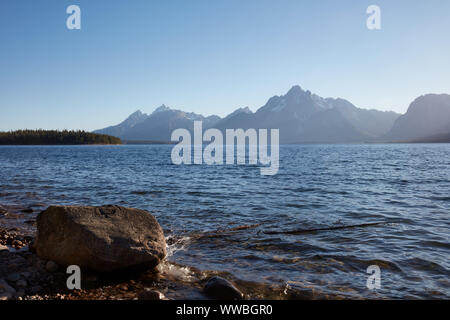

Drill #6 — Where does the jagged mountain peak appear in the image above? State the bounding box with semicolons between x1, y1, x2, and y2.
257;85;314;114
231;106;252;115
122;109;148;125
286;85;307;97
152;104;171;114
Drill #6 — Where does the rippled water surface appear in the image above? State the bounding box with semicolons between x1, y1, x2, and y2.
0;144;449;299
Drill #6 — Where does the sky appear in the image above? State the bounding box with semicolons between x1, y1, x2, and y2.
0;0;449;131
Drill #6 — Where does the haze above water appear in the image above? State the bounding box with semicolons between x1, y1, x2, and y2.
0;144;449;299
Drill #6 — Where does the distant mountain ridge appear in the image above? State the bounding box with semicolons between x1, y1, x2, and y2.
94;86;450;143
383;94;450;142
212;86;400;143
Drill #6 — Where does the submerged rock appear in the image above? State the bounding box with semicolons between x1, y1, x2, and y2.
35;205;167;272
204;276;244;300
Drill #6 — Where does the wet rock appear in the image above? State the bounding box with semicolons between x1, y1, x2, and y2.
0;244;8;252
35;205;167;272
12;240;23;248
204;276;244;300
138;288;166;300
119;284;128;291
45;261;59;273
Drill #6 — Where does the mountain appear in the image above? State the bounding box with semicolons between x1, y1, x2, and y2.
94;86;404;143
95;110;149;138
95;105;221;142
213;86;400;143
384;94;450;142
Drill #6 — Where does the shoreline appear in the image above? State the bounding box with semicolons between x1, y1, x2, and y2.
0;205;311;301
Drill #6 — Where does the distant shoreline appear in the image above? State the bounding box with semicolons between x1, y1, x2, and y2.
0;130;121;146
1;141;450;146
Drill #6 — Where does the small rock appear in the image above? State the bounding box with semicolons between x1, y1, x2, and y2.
138;289;166;300
204;276;244;300
45;260;59;273
119;284;128;291
16;290;25;297
0;244;8;252
12;240;23;248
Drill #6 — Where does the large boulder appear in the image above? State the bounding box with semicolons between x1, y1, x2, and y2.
35;205;166;272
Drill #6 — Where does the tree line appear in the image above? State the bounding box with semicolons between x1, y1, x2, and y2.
0;130;122;145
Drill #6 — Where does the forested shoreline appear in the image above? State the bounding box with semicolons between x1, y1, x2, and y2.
0;130;121;145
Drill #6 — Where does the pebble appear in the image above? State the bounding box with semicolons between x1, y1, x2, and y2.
119;284;128;291
138;289;166;300
12;240;23;247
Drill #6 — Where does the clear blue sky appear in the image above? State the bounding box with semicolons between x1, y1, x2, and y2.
1;0;449;131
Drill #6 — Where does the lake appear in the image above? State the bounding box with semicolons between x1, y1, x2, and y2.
0;144;449;299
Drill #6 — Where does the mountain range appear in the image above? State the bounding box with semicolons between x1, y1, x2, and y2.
94;86;450;144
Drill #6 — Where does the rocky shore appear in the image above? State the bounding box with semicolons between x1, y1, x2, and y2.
0;205;248;301
0;204;328;301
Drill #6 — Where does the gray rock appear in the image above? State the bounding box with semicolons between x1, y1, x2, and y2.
45;261;59;273
138;289;166;300
35;205;167;272
204;276;244;300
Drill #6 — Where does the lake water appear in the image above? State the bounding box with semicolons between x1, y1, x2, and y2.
0;144;449;299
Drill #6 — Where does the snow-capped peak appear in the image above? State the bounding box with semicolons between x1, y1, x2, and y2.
152;104;171;114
